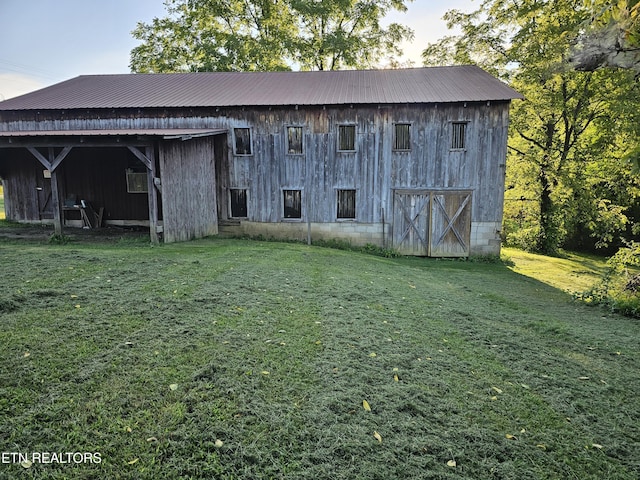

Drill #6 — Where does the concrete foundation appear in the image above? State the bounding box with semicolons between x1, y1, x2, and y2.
221;220;502;256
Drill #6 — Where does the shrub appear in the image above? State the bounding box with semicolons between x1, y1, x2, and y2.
576;241;640;317
505;226;541;252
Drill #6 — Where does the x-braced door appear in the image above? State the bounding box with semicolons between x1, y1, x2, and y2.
429;191;472;257
393;190;472;257
392;190;431;256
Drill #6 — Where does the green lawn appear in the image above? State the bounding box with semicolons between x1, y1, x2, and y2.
503;247;609;294
0;237;638;479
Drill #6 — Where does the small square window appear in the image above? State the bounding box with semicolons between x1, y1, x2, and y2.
337;189;356;219
126;170;148;193
287;127;303;155
394;124;411;150
234;128;252;155
230;189;248;218
338;125;356;152
451;122;467;150
283;189;302;219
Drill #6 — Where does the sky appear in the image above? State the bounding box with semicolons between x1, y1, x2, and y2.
0;0;475;100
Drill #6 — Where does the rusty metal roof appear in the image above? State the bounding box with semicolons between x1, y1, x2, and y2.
0;66;523;111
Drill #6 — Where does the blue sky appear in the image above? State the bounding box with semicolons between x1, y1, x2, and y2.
0;0;474;100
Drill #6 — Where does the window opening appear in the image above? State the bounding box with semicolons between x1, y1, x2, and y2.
394;123;411;150
451;122;467;150
234;128;252;155
287;127;303;154
338;125;356;151
230;189;248;217
126;170;148;193
337;189;356;219
283;189;302;218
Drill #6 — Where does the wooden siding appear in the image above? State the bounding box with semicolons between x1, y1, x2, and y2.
0;101;511;253
159;136;218;242
0;147;149;223
0;151;48;221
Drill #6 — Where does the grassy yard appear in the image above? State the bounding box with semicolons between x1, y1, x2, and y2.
0;237;638;479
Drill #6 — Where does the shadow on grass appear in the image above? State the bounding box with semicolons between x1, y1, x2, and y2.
0;237;638;479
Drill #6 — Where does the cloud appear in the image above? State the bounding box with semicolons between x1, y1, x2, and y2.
0;73;48;100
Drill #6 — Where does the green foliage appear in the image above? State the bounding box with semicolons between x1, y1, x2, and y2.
130;0;414;73
576;241;640;316
424;0;640;254
288;0;413;70
48;233;71;245
505;225;542;253
130;0;296;72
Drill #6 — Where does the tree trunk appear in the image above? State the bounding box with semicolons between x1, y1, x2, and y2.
536;117;560;254
538;166;556;254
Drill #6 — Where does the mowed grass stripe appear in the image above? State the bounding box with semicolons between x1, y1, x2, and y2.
0;238;637;479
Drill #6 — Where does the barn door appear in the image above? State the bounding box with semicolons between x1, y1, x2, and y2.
392;190;430;256
36;175;53;219
429;191;472;257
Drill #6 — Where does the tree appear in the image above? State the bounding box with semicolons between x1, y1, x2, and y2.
130;0;296;72
289;0;413;70
130;0;414;73
571;0;640;73
422;0;640;254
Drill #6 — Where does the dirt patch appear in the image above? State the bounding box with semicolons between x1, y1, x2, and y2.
0;223;149;242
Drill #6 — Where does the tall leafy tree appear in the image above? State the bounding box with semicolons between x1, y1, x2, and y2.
423;0;640;254
130;0;414;73
131;0;296;72
289;0;413;70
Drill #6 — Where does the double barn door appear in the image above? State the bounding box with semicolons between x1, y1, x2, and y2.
393;189;472;257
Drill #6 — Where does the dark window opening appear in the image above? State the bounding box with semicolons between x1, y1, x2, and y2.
230;189;248;217
126;169;148;193
394;123;411;150
234;128;252;155
338;125;356;151
451;122;467;150
287;127;303;154
283;190;302;218
337;189;356;219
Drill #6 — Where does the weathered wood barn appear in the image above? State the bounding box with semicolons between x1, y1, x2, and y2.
0;66;522;255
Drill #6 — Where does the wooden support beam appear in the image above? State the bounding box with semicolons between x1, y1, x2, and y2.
50;168;64;236
26;146;72;172
24;146;73;236
26;147;51;170
50;146;72;172
127;146;153;170
48;148;63;236
145;145;160;244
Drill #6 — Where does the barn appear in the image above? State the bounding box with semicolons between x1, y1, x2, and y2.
0;66;522;256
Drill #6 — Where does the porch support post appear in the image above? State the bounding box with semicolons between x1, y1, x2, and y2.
50;167;64;236
128;145;160;244
146;145;160;244
26;146;72;236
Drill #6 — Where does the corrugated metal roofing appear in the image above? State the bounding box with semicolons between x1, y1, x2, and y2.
0;66;523;111
0;128;227;139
